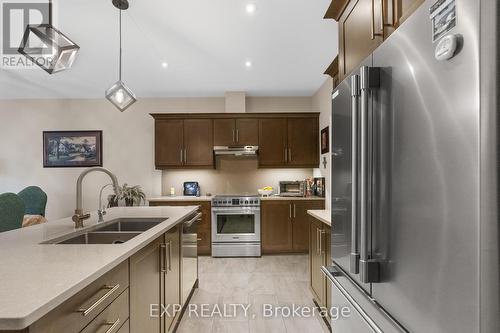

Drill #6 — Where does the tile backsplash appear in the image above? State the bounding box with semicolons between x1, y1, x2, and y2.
161;158;313;196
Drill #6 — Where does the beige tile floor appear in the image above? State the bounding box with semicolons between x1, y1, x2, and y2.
177;255;330;333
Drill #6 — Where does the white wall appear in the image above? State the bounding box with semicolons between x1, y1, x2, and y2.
0;96;315;219
312;77;333;210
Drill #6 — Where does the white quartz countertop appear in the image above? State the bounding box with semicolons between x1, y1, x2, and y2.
148;196;213;202
307;209;331;227
261;196;325;201
148;196;325;202
0;206;198;330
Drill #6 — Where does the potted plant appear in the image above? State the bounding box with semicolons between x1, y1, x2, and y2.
118;184;146;207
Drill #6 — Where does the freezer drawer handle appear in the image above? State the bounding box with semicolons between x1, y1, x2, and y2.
76;284;120;316
360;66;380;283
321;266;383;333
350;74;361;275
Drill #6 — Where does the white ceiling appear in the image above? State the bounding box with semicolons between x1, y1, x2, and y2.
0;0;338;99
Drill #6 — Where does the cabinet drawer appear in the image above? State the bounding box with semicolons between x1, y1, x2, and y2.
80;289;129;333
30;261;129;333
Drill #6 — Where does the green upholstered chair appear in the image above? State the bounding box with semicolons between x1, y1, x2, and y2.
0;193;25;232
18;186;47;217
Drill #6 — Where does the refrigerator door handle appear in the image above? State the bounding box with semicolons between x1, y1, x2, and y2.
350;74;361;275
360;66;380;283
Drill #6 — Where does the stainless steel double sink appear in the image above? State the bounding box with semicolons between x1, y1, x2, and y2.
43;218;167;245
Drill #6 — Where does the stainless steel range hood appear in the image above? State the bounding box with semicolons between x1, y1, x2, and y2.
213;146;259;157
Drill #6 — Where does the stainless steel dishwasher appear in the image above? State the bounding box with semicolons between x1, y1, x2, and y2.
182;211;202;304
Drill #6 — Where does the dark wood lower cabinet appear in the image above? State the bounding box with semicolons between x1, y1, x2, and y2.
292;201;325;252
149;201;212;255
262;199;325;254
262;200;294;253
309;217;331;310
130;237;162;333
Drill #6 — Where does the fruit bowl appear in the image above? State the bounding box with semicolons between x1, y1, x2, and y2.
258;189;273;197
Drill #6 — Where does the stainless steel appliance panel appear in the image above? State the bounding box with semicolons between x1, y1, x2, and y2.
370;0;480;331
182;212;200;304
331;56;373;294
323;265;404;333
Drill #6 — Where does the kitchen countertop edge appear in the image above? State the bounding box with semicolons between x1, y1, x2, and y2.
0;206;198;331
307;209;331;227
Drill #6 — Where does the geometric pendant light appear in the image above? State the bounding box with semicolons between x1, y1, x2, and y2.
105;0;137;112
18;0;80;74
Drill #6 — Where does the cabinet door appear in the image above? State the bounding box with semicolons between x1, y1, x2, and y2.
196;202;212;255
325;226;332;318
213;119;235;146
338;0;383;80
162;226;180;332
287;118;319;167
262;201;293;253
155;120;184;168
236;118;259;146
183;119;214;167
258;118;287;167
394;0;424;26
130;237;162;333
310;220;325;306
292;200;325;252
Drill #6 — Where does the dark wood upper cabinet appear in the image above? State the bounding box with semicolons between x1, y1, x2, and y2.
155;119;184;168
328;0;425;81
258;118;287;168
235;118;259;146
287;117;319;167
213;119;235;146
153;113;318;169
183;119;213;167
214;118;259;146
339;0;383;80
154;117;213;169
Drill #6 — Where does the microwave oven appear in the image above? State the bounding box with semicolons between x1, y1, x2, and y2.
279;181;305;197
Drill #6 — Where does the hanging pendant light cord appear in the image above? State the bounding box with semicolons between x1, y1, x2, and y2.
48;0;52;26
119;8;122;81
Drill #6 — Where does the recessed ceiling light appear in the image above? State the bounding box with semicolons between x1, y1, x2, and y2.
161;62;168;69
245;3;256;14
245;60;252;68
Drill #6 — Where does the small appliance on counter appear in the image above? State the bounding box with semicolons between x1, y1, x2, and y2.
183;181;200;196
313;177;325;197
279;181;305;197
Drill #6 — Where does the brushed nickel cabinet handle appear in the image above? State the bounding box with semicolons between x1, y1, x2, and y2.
370;0;383;40
288;148;292;162
232;129;235;143
184;149;187;164
197;238;202;241
168;240;172;271
160;244;167;273
77;284;120;316
102;319;121;333
285;148;288;162
180;150;183;163
293;204;296;218
236;129;239;143
289;204;292;219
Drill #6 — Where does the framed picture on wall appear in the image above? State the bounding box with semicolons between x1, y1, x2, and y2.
43;131;103;168
321;126;329;154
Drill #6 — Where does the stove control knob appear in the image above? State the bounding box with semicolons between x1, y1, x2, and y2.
245;200;249;204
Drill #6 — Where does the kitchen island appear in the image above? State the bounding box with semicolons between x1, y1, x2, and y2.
0;206;199;332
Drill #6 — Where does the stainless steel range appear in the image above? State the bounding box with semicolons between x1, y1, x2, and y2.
211;195;261;257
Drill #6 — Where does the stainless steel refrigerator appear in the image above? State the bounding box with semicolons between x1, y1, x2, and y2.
324;0;499;332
